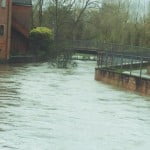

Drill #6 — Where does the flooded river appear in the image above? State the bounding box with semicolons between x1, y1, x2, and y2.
0;61;150;150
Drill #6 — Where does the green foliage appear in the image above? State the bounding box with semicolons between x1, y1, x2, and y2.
32;0;150;50
29;27;53;56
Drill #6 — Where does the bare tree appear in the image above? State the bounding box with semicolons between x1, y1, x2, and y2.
32;0;44;26
38;0;44;26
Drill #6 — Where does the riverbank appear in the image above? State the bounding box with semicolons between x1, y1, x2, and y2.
0;55;50;64
95;68;150;96
0;53;97;64
8;56;47;63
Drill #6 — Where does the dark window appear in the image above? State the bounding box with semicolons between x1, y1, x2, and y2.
0;25;4;36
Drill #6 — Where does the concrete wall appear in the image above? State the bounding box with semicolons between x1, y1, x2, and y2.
95;68;150;96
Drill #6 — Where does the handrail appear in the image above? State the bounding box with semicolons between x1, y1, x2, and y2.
55;40;150;57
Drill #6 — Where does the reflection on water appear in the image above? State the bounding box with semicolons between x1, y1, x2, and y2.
0;61;150;150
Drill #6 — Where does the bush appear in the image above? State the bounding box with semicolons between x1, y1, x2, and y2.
29;27;53;56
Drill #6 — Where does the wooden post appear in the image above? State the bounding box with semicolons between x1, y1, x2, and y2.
105;53;108;68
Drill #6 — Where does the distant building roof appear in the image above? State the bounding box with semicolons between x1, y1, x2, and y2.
12;0;32;6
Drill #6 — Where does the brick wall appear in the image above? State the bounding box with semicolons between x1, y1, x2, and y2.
11;4;32;53
12;5;32;32
0;0;12;61
95;68;150;96
0;1;32;61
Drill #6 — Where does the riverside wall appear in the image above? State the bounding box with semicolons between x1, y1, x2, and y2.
95;68;150;96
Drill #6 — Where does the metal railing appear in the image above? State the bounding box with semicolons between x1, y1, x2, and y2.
97;51;150;78
59;40;150;78
69;40;150;57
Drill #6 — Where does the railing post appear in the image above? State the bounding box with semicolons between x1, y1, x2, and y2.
97;52;100;68
105;53;108;68
130;57;133;76
120;54;123;72
139;56;143;78
111;53;114;68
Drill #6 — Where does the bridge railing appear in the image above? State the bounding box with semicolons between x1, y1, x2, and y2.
71;40;99;49
54;40;150;58
64;40;150;78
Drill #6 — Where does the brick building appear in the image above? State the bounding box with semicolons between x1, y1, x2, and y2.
0;0;32;61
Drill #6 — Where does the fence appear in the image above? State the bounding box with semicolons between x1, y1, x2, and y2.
64;40;150;78
96;49;150;78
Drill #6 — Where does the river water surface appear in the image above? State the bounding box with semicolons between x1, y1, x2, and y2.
0;61;150;150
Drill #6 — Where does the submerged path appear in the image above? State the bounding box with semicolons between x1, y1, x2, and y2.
0;61;150;150
123;69;150;79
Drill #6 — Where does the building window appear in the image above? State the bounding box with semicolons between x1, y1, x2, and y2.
1;0;6;8
0;25;4;36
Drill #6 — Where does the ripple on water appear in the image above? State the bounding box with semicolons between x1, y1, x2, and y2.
0;61;150;150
